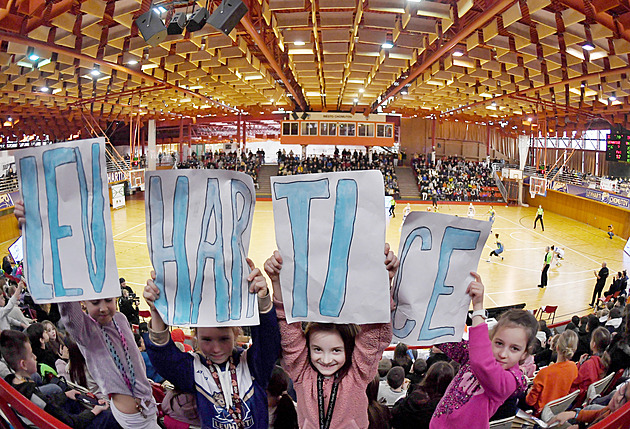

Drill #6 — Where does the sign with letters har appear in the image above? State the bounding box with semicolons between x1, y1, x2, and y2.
16;138;120;303
392;211;491;345
145;170;256;327
271;170;390;324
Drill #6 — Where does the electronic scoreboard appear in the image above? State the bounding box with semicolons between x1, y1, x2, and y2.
606;130;630;162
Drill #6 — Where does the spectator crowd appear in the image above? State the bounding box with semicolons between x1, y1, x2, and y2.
412;154;500;202
173;150;261;187
277;149;400;198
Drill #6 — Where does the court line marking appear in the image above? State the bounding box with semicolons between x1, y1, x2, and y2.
118;265;154;270
113;223;145;238
485;294;498;306
486;276;592;295
113;240;147;244
497;214;601;265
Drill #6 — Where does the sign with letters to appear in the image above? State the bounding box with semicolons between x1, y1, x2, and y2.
392;211;491;346
271;171;390;324
16;138;120;303
145;170;257;327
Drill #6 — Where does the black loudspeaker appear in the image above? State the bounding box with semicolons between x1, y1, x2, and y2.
300;112;308;120
167;12;186;35
291;112;299;120
207;0;249;36
186;7;209;32
135;10;167;47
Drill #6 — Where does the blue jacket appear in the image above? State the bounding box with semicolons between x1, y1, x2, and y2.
146;308;280;429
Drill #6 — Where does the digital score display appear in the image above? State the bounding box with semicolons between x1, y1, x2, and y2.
606;133;630;162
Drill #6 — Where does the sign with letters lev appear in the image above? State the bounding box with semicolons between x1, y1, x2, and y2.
271;171;390;324
16;138;120;303
392;211;491;346
145;170;256;327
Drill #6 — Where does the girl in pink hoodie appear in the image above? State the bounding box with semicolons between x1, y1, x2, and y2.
430;272;539;429
264;245;398;429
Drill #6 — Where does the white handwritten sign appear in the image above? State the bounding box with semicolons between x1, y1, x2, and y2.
16;138;120;303
145;170;256;327
271;171;390;324
392;211;491;345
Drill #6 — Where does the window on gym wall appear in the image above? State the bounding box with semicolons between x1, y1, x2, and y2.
376;124;392;138
358;123;374;137
282;122;299;136
339;123;356;136
301;122;318;136
320;122;337;136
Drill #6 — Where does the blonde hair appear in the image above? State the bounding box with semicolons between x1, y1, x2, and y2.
555;330;578;359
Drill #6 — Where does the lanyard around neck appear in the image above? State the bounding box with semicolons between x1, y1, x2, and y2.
317;373;340;429
91;316;136;396
207;357;245;429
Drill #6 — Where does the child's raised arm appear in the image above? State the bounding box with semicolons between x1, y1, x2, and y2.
466;272;485;327
143;271;167;332
353;243;398;381
264;250;283;303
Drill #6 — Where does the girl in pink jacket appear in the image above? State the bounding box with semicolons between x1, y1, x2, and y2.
264;245;398;429
430;272;539;429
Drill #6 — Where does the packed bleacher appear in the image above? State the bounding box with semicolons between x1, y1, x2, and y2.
174;150;260;187
1;241;629;429
412;154;502;202
277;149;400;197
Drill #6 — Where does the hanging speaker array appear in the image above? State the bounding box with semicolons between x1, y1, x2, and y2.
136;0;248;45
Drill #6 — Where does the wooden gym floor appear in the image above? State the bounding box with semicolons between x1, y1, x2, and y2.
4;194;628;322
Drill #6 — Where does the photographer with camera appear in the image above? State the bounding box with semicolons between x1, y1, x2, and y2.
118;278;139;326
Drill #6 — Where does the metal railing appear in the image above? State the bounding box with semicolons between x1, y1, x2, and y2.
493;170;508;202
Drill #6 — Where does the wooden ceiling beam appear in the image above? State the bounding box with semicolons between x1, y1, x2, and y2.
367;0;517;114
0;29;240;113
241;14;307;111
557;0;630;45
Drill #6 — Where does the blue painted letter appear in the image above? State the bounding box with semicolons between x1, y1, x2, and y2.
231;179;253;319
148;176;191;323
417;226;480;341
42;148;84;297
274;179;329;318
19;157;54;300
392;227;432;338
320;179;357;316
192;178;229;323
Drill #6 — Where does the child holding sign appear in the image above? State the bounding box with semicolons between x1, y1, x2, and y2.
264;244;399;429
430;272;539;429
14;201;159;429
142;259;280;429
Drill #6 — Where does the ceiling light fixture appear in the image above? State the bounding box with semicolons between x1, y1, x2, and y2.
609;94;617;102
582;42;595;51
28;54;39;61
41;87;49;92
491;100;497;106
453;49;464;57
294;41;305;46
382;41;394;49
353;98;359;103
359;88;364;93
90;69;101;77
127;60;138;65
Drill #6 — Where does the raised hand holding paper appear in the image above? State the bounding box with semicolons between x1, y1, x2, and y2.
271;170;390;324
16;138;120;303
145;170;256;327
392;211;491;345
